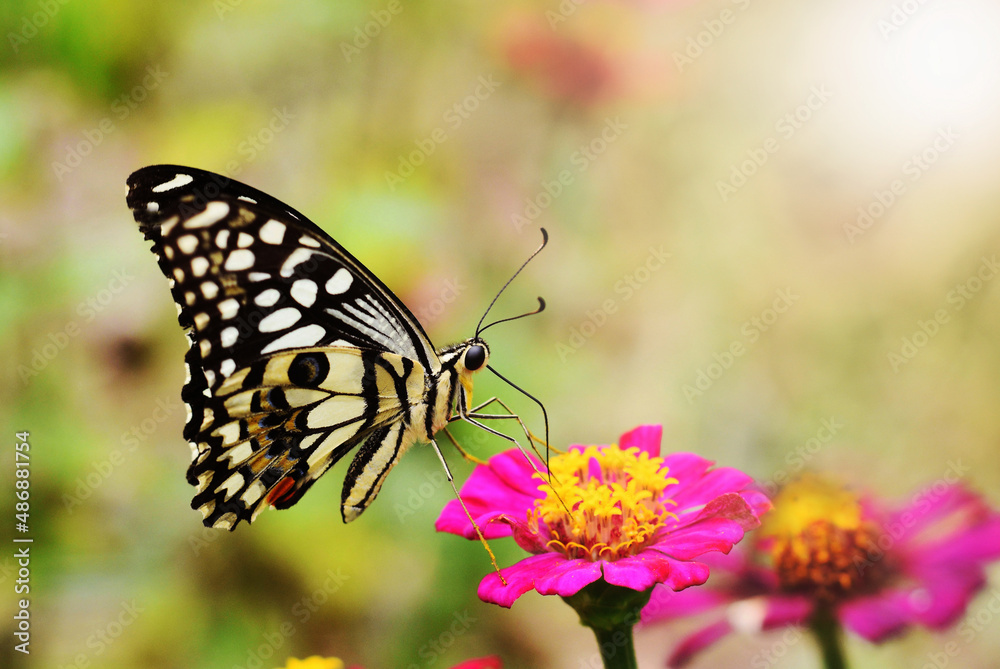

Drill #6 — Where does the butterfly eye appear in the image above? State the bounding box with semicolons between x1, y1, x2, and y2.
464;345;486;371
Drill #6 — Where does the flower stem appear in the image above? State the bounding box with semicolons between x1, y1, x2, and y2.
562;580;652;669
587;621;638;669
810;604;848;669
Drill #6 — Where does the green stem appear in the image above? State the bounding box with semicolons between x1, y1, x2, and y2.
587;620;639;669
810;604;848;669
562;580;652;669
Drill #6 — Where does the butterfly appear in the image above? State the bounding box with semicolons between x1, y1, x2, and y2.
126;165;546;531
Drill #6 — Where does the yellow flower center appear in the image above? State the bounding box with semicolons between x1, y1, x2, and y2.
759;475;886;598
530;444;678;561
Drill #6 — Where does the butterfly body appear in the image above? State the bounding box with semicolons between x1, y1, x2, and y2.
127;165;492;529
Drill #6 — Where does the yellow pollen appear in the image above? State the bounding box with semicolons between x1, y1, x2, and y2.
531;444;678;561
759;475;886;598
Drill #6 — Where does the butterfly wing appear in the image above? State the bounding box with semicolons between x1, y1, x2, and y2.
127;165;438;529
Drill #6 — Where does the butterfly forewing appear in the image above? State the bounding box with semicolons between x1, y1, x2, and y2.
127;165;442;529
127;166;438;372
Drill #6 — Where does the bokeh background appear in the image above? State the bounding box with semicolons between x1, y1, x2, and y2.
3;0;1000;667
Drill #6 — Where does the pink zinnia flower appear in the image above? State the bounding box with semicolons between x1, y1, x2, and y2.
436;425;770;607
642;475;1000;667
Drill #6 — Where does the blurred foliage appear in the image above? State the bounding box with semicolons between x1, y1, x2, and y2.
3;0;1000;668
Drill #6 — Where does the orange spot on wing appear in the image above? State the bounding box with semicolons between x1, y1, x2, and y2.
266;477;297;506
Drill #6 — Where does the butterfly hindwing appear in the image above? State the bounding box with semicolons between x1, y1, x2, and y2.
186;347;421;528
340;421;407;523
127;165;440;528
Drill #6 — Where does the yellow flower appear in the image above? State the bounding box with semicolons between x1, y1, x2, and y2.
758;475;883;597
275;657;345;669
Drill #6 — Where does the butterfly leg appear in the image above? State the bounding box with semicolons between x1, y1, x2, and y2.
430;439;507;585
455;411;574;519
442;427;490;466
450;406;554;488
465;397;553;452
456;397;579;516
455;396;553;469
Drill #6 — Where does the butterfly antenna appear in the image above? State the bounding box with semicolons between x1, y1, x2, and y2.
476;228;548;338
477;297;545;336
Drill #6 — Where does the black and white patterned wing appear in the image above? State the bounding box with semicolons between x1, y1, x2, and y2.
127;165;437;529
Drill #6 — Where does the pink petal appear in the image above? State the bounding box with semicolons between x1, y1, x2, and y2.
919;517;1000;565
436;506;501;539
533;557;604;597
587;455;604;482
662;595;812;667
435;498;516;540
671;466;758;512
478;553;568;608
641;548;761;623
667;619;733;668
650;517;749;560
618;424;663;457
490;514;550;553
489;449;546;496
450;657;502;669
435;450;544;539
915;575;988;629
478;553;606;606
641;585;735;624
658;557;711;591
897;483;978;525
690;543;756;573
601;552;676;591
839;590;914;642
660;453;715;488
878;484;974;547
837;483;1000;642
740;489;773;518
891;567;986;630
905;514;1000;567
762;595;813;628
699;492;763;530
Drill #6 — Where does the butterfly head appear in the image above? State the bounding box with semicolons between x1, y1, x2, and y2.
463;339;489;372
451;337;490;407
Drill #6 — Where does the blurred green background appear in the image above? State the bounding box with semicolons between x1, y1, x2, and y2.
3;0;1000;667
